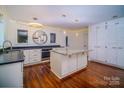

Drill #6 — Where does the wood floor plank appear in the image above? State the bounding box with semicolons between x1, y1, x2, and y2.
24;62;124;88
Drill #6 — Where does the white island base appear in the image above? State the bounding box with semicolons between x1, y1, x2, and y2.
50;49;88;79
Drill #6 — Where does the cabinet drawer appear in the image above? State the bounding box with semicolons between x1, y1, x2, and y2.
30;58;41;63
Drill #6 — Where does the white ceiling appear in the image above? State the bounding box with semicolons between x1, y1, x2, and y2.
4;5;124;29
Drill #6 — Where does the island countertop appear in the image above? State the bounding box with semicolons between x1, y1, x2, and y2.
0;50;24;65
51;48;89;56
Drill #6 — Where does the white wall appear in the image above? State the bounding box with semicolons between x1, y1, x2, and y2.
1;6;88;49
5;20;66;47
5;19;88;49
66;28;88;50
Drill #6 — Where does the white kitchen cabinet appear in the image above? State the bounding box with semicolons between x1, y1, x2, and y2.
23;49;42;66
89;23;107;62
106;22;118;65
116;23;124;67
51;49;88;79
77;53;87;70
0;62;23;87
29;49;42;63
68;55;77;73
88;25;97;61
95;23;107;62
61;55;77;76
88;17;124;69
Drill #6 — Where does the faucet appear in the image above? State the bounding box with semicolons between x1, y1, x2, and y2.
3;40;12;52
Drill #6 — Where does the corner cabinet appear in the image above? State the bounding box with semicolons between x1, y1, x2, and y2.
23;49;42;66
88;17;124;69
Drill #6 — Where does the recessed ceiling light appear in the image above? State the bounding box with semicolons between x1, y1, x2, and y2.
33;17;38;20
112;15;118;19
62;14;66;17
75;19;79;23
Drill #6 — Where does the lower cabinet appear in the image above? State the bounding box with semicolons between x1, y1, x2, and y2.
61;55;77;76
77;53;87;70
0;62;23;87
23;49;42;66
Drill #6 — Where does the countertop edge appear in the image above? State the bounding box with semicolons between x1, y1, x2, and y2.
0;59;24;65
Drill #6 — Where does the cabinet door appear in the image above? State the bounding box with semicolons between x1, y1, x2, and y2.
77;53;87;69
23;50;30;64
61;56;70;76
116;23;124;67
61;55;77;76
88;25;97;60
96;23;107;62
68;55;77;73
29;49;41;63
106;23;118;65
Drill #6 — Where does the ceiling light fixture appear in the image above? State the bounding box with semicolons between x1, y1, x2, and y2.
33;17;38;20
112;15;118;19
28;22;43;28
76;33;79;37
62;14;66;17
75;19;79;23
28;17;43;28
63;31;66;34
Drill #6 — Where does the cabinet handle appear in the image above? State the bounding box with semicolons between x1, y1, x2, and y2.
21;63;23;72
112;47;117;49
105;46;107;48
118;47;123;49
115;22;119;24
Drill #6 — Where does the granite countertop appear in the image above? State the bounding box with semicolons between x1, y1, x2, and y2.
51;48;89;56
12;45;61;50
0;50;24;65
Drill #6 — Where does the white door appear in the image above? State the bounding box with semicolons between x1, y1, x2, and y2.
116;23;124;67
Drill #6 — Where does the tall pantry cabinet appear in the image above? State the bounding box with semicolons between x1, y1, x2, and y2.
88;17;124;69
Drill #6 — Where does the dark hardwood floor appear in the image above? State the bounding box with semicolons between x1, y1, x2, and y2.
24;62;124;88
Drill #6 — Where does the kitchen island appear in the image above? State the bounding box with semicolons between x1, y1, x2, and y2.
50;48;88;79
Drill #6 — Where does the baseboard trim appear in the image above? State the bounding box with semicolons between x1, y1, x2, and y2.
89;60;124;70
24;61;49;67
51;66;88;80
